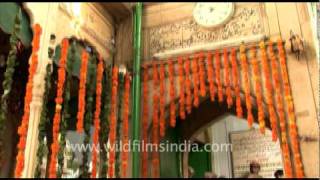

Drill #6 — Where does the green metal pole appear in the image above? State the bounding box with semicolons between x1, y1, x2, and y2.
132;2;142;178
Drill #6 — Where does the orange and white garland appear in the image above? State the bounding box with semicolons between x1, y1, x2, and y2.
108;66;119;178
121;74;131;178
91;55;104;178
48;39;69;178
76;50;89;133
198;52;207;97
168;61;176;127
277;39;304;177
152;63;160;178
15;24;42;177
159;63;166;137
184;58;192;114
206;51;216;102
239;44;254;127
259;41;278;141
191;55;200;107
223;48;233;108
267;41;292;177
141;69;149;178
250;46;265;134
231;48;243;118
215;50;223;103
178;57;186;120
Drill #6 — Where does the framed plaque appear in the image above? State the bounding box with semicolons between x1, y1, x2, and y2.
229;129;284;178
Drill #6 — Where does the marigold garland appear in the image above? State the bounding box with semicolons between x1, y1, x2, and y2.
198;52;207;97
14;24;42;177
168;61;176;127
141;69;149;178
277;39;304;178
48;38;69;178
1;12;21;159
35;64;52;178
239;44;254;127
178;57;186;120
108;66;119;178
223;48;233;108
82;55;96;177
76;50;89;133
191;55;200;107
230;48;243;118
267;41;293;177
259;41;278;141
152;63;160;178
250;46;265;134
159;63;166;137
184;57;192;114
121;74;130;178
91;55;104;178
100;65;112;177
206;51;216;102
215;50;223;103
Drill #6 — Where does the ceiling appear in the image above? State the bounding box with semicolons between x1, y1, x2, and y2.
100;3;161;25
100;3;133;25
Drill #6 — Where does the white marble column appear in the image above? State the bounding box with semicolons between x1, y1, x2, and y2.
22;3;59;178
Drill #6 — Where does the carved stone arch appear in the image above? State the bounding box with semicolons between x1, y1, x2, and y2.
17;3;115;177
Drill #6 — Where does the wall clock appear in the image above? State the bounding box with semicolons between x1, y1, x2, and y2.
193;3;235;29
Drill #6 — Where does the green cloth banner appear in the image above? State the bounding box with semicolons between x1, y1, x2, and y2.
0;3;32;47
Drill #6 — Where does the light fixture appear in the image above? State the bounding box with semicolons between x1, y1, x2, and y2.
71;3;81;18
119;64;127;75
287;30;304;60
64;2;81;18
64;3;83;38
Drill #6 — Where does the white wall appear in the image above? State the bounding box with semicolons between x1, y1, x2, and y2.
210;114;259;178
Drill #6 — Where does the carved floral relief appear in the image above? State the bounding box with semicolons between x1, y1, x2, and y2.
146;3;266;58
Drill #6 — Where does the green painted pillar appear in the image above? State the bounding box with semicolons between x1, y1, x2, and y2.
132;2;143;178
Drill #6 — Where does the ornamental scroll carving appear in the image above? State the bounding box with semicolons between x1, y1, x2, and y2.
146;3;267;58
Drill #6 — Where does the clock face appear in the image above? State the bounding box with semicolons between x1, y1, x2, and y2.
193;3;234;28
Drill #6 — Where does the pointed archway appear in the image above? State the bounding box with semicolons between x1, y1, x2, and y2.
175;95;275;178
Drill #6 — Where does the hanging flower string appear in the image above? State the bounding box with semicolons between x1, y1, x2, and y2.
108;66;119;178
215;50;223;103
48;39;69;178
178;57;186;120
76;50;89;133
198;52;207;97
184;57;192;114
121;74;131;178
206;51;216;102
168;61;176;127
91;55;104;178
277;39;304;178
250;46;265;134
230;48;243;117
259;41;278;141
223;48;233;108
159;63;166;137
14;24;42;177
240;44;253;127
152;63;160;178
267;41;292;177
191;55;200;107
141;69;149;178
